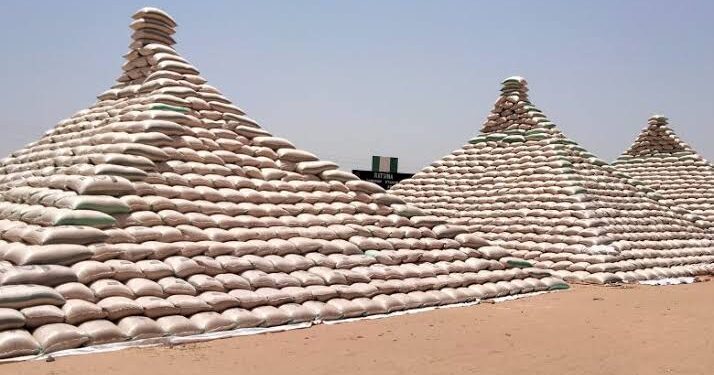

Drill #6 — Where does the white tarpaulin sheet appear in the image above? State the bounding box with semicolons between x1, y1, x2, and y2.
639;277;696;286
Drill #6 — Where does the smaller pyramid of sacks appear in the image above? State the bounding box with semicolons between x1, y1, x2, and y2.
391;77;714;285
614;115;714;225
0;9;565;359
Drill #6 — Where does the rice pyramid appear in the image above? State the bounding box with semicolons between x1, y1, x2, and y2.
391;77;714;285
0;9;565;359
614;115;714;225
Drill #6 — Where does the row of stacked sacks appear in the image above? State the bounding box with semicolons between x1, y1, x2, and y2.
0;243;566;358
614;116;714;224
390;76;714;285
0;184;451;248
481;241;714;283
615;154;714;223
0;81;343;184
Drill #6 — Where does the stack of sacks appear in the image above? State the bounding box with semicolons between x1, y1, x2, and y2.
391;77;714;286
614;115;714;226
0;9;566;359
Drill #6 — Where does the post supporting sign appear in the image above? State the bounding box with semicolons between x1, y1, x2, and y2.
352;156;413;190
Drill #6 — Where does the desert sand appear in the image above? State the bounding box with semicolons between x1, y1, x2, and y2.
3;282;712;375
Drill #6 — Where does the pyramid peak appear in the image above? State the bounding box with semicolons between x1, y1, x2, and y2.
501;76;527;86
500;76;528;95
617;115;690;157
648;114;669;125
129;7;177;49
479;77;554;133
132;7;177;26
114;8;200;88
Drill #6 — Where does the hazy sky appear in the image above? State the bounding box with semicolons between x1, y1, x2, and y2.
1;1;712;172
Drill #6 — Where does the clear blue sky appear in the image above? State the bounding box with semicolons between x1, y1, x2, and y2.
1;1;712;172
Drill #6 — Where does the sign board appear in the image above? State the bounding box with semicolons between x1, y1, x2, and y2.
351;170;414;190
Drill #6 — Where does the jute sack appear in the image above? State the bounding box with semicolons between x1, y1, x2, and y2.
166;295;210;315
0;330;41;359
23;226;108;246
351;297;388;315
198;291;239;311
0;265;77;286
21;305;65;328
301;301;342;321
78;320;128;345
126;278;165;297
5;244;93;266
135;296;179;318
117;316;166;339
0;308;25;330
156;315;202;336
55;282;96;302
221;308;264;328
0;285;65;309
91;279;134;299
159;277;197;296
33;323;89;353
251;306;291;327
190;312;236;332
72;261;115;284
278;303;317;323
63;299;107;325
326;298;364;318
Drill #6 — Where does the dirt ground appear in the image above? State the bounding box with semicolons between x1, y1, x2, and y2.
4;282;713;375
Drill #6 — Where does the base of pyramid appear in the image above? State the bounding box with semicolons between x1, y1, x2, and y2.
0;288;566;363
551;263;714;284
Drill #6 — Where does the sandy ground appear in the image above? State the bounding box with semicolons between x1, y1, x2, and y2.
4;282;713;375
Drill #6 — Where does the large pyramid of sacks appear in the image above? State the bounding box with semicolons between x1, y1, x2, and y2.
613;115;714;225
0;9;566;359
391;77;714;285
